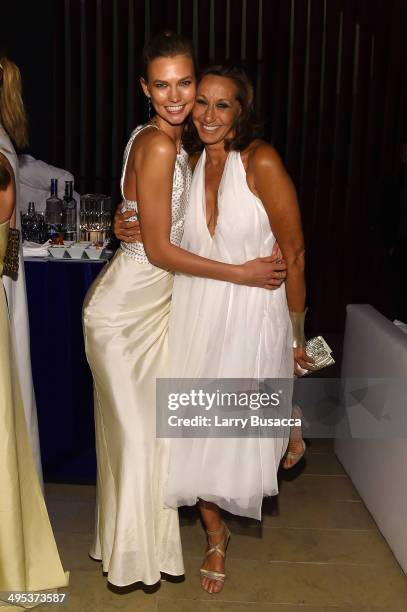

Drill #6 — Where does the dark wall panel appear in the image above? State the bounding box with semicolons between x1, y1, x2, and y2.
6;0;407;332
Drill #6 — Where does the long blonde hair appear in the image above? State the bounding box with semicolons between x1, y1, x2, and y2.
0;57;29;149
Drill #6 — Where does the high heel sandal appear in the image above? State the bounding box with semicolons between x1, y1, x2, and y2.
200;521;231;592
282;405;306;469
282;438;306;469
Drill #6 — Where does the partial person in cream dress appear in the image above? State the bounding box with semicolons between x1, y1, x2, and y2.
0;55;42;480
83;32;285;588
0;157;68;610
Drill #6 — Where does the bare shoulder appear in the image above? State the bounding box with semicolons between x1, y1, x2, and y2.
246;140;284;174
132;127;177;165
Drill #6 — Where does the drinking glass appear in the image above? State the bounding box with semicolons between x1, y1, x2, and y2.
80;194;112;243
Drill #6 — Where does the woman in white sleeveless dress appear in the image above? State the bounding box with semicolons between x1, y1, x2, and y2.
83;34;286;588
164;65;312;594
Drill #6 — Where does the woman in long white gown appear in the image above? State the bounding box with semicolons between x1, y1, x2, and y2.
83;33;286;589
164;65;312;594
0;153;68;611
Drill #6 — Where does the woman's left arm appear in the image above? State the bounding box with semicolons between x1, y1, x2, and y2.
251;144;313;372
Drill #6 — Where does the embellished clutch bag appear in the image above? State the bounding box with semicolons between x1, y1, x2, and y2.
3;227;20;278
295;336;335;377
305;335;335;370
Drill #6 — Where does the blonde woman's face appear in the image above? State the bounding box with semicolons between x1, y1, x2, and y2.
141;54;196;126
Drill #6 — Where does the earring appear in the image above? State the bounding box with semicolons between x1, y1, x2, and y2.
147;96;152;119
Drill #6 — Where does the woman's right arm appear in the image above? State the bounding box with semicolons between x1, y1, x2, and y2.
0;153;16;223
128;135;283;288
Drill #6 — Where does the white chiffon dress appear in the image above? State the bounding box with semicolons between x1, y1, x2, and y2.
83;124;190;586
165;149;293;520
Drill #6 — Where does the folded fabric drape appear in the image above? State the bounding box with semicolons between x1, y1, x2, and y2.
0;220;69;605
0;123;42;482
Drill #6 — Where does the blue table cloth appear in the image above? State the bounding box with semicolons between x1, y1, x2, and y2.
24;258;105;483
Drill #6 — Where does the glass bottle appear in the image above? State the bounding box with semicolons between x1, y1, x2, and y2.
62;180;77;241
45;178;63;241
21;202;35;242
27;201;40;243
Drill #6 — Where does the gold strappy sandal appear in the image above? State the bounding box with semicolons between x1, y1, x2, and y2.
282;405;306;469
282;438;306;469
200;521;231;593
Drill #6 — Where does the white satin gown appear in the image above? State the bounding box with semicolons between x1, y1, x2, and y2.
165;149;293;520
83;125;190;586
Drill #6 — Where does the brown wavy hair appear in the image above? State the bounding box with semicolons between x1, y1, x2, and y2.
0;56;29;149
183;64;264;155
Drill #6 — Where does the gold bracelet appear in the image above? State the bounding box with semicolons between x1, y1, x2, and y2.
289;308;307;348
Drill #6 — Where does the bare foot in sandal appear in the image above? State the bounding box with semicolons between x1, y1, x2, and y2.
200;521;231;594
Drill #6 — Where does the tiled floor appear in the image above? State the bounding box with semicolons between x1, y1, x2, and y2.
38;440;407;611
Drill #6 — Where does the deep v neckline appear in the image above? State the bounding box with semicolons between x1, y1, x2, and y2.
201;149;232;240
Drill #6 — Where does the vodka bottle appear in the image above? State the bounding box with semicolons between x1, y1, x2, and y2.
45;178;63;241
62;180;77;241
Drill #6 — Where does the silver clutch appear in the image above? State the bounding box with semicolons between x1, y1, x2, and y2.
295;336;335;377
305;336;335;370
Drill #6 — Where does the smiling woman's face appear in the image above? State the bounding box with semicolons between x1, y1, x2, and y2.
141;54;196;126
192;74;241;146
